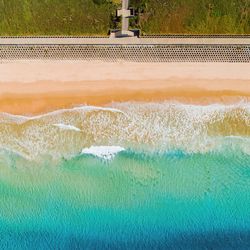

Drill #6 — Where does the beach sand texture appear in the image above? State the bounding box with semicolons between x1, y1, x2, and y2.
0;61;249;115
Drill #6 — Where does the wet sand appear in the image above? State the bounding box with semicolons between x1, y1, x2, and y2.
0;61;249;115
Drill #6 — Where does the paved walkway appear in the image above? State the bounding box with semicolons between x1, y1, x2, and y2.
0;37;250;45
121;0;129;32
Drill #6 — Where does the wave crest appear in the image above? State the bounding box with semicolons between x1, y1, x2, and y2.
0;102;249;159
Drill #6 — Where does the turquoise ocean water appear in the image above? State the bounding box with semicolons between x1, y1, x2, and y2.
0;102;249;249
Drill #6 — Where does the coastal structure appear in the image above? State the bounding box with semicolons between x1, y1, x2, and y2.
111;0;136;37
0;0;249;63
0;35;249;62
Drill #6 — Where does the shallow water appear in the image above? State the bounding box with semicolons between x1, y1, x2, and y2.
0;102;250;249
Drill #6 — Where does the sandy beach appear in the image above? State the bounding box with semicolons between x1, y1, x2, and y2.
0;61;249;115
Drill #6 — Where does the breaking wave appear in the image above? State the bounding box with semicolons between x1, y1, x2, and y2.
0;102;249;160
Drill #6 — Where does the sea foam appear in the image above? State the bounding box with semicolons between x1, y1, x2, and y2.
0;102;249;159
81;146;125;160
53;123;81;132
0;106;124;123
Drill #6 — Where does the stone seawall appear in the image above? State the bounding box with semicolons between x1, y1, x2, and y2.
0;44;249;62
1;36;249;63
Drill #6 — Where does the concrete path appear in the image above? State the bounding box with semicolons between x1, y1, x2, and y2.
121;0;129;32
0;37;250;45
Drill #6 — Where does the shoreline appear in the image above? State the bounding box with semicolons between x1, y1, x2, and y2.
0;61;249;115
1;79;249;115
